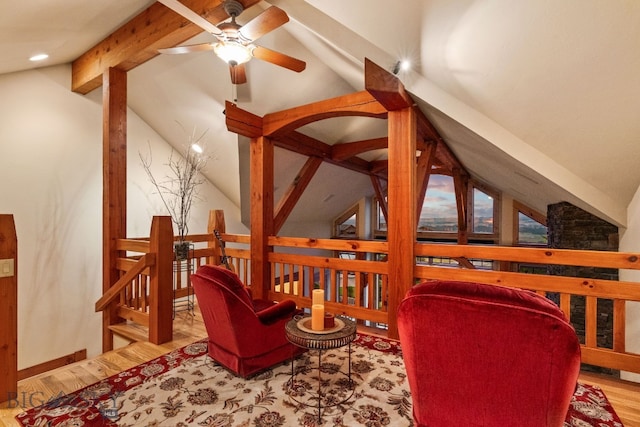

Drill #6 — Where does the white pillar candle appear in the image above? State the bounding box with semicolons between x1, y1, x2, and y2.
312;288;325;305
311;304;325;331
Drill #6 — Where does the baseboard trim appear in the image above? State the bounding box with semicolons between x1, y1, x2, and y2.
18;349;87;381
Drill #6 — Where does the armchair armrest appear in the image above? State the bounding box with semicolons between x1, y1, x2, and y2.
256;299;298;325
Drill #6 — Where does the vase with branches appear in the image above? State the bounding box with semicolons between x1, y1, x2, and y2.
140;126;209;259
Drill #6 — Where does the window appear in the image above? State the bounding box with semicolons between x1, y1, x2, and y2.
513;201;547;246
419;175;458;233
373;176;500;243
333;205;358;238
472;188;494;233
375;196;387;234
469;182;499;243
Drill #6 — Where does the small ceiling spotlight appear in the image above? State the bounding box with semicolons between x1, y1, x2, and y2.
392;60;411;75
29;53;49;62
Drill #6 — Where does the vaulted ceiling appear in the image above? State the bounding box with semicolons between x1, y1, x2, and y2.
4;0;640;228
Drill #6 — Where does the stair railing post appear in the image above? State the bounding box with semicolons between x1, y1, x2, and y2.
148;216;174;344
0;214;17;405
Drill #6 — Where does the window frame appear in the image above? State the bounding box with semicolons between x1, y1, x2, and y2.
371;176;501;244
512;200;547;247
333;204;359;239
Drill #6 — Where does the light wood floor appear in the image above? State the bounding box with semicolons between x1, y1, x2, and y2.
2;308;639;426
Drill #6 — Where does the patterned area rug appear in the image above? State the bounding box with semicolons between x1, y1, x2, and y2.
16;334;623;426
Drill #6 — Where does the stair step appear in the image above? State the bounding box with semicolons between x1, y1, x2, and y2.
109;322;149;343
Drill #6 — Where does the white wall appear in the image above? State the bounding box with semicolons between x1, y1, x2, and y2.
619;184;640;382
0;64;245;370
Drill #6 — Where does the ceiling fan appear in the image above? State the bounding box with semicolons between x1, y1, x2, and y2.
157;0;306;85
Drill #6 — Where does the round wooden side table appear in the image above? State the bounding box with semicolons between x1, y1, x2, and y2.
285;315;357;421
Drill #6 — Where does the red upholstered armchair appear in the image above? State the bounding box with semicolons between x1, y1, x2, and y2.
397;280;581;427
191;264;304;378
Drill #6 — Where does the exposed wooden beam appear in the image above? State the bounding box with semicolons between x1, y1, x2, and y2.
416;141;437;227
263;90;387;136
386;107;417;340
415;106;443;142
364;58;414;111
452;168;469;245
331;137;388;161
225;101;388;179
272;130;330;158
102;67;127;352
370;159;388;175
225;101;263;138
274;157;323;233
72;0;261;94
250;136;275;300
273;131;386;180
435;138;466;172
370;176;388;225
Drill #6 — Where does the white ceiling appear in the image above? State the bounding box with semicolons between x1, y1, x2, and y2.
3;0;640;228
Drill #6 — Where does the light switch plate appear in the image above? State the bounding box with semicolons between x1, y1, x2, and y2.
0;258;15;278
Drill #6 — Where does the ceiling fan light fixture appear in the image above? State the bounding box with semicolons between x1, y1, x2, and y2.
213;41;252;65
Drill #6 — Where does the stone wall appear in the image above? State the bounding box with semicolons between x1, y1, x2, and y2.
546;202;619;375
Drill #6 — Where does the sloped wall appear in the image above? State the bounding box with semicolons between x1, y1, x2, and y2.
0;64;245;373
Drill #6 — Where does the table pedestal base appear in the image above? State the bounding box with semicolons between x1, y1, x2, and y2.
286;344;355;421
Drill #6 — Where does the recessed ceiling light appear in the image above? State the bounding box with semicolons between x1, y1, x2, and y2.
29;53;49;62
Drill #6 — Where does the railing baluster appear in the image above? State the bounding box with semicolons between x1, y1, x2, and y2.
585;296;598;348
560;293;571;321
613;299;626;352
355;271;362;307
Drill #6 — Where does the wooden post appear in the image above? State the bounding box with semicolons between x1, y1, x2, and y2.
386;107;417;339
364;58;417;340
453;168;469;245
148;216;174;344
250;136;274;299
102;67;127;352
0;215;17;405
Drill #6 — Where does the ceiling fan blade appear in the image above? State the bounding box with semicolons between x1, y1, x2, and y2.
230;63;248;85
157;0;224;38
252;46;306;72
238;6;289;42
158;43;215;55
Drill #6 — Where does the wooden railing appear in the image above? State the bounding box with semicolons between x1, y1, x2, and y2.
96;215;223;346
214;233;640;374
266;236;389;324
413;243;640;373
96;211;640;374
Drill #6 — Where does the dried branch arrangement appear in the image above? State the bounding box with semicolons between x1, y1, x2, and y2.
140;126;210;243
